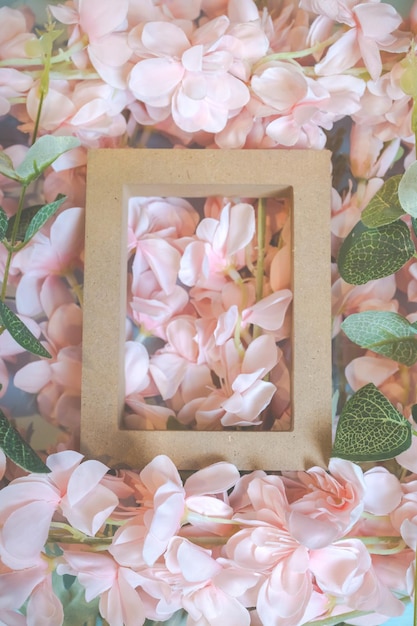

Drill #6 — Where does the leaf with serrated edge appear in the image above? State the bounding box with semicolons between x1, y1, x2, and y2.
0;152;20;182
332;383;412;461
15;135;80;184
361;175;404;227
0;301;51;358
337;220;415;285
0;409;50;472
342;311;417;366
24;194;66;243
398;160;417;217
0;207;8;240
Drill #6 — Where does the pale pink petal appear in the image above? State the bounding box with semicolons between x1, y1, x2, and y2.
65;459;110;506
243;289;292;331
26;576;63;626
185;462;239;495
128;58;183;106
79;0;128;40
228;0;259;23
139;238;181;295
345;356;399;391
125;341;150;396
315;29;360;76
48;4;79;24
149;352;187;399
1;501;55;568
353;3;402;40
142;21;190;56
139;454;182;492
251;64;307;111
225;203;255;256
242;334;278;375
363;467;402;515
26;86;75;131
61;484;118;536
166;537;220;582
13;361;51;394
15;273;43;317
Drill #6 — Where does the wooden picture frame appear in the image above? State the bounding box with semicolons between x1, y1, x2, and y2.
81;149;331;470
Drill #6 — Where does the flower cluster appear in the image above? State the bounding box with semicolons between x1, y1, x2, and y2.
125;194;292;430
0;451;415;626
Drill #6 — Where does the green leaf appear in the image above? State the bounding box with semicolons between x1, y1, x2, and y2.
361;175;405;227
341;311;417;366
15;135;80;184
0;301;51;358
398;160;417;217
52;572;100;626
24;194;66;243
0;409;50;473
6;204;41;242
337;220;415;285
0;151;21;182
0;207;8;240
332;383;412;462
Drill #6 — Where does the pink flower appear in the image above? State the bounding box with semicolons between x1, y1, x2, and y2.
57;550;150;626
309;539;404;617
226;473;313;626
283;458;365;549
114;455;239;566
13;206;85;317
309;1;405;81
0;450;118;571
179;201;255;287
159;537;251;626
0;558;64;626
128;17;263;132
50;0;132;89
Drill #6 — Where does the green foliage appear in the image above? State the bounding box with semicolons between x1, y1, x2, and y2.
398;160;417;218
15;135;80;184
0;301;51;358
0;409;50;472
52;573;100;626
0;151;21;182
0;135;80;185
341;310;417;366
337;220;414;285
332;383;412;462
0;207;8;240
24;194;66;242
361;175;405;227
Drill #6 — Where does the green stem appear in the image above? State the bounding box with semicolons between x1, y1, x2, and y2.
253;31;340;71
31;88;45;146
1;183;27;302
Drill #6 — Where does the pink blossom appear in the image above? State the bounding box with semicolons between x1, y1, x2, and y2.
179;201;255;288
114;455;238;566
226;473;313;626
308;1;405;81
0;450;118;572
309;539;404;617
49;0;132;89
283;458;365;549
13;206;84;317
57;550;150;626
0;558;63;626
128;17;266;133
159;536;251;626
